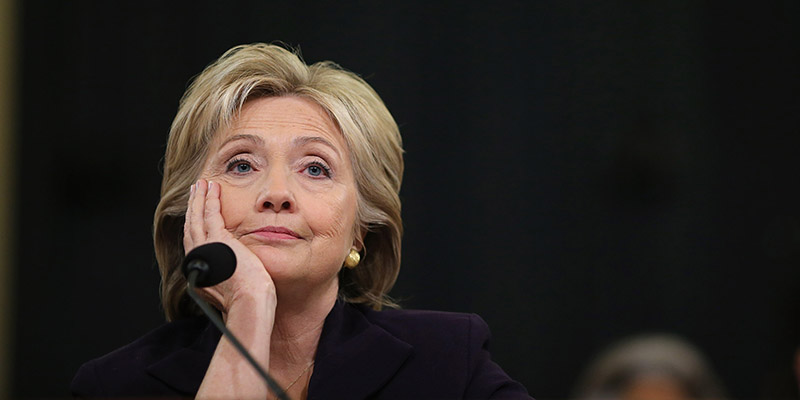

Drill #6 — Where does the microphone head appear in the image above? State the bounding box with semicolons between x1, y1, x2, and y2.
182;242;237;287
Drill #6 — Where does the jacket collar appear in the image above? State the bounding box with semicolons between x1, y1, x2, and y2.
309;301;412;399
144;301;412;398
145;318;221;395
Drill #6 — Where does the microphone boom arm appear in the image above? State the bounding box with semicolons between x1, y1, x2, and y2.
187;270;290;400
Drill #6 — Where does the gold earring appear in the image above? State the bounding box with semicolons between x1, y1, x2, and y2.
344;248;360;269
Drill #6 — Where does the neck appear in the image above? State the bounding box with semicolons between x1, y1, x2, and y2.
269;279;338;367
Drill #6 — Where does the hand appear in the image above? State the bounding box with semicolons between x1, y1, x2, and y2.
184;179;277;316
188;179;276;399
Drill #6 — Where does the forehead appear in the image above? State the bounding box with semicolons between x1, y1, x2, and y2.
215;96;344;148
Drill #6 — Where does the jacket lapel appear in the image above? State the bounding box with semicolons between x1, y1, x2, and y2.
309;301;412;399
145;319;221;395
141;301;412;398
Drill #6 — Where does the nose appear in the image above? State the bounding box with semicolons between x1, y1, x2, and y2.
256;168;295;213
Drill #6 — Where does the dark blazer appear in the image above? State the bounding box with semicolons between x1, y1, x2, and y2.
72;301;532;399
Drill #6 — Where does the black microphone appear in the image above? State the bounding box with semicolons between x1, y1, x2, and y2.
182;242;289;400
182;242;236;287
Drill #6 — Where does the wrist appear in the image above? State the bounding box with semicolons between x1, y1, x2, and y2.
225;284;277;325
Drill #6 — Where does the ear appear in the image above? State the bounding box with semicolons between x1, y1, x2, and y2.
352;225;366;252
352;237;364;252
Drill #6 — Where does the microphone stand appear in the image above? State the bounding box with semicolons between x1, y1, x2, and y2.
187;270;290;400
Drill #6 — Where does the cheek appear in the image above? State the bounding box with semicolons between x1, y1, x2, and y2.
218;186;251;229
307;189;358;241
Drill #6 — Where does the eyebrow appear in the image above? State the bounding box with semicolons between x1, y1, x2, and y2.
219;134;264;148
293;136;342;158
217;134;342;158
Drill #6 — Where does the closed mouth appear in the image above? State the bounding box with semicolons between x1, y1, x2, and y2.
248;226;302;240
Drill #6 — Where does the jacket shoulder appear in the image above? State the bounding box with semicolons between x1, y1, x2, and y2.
359;306;484;345
71;316;212;397
356;305;532;399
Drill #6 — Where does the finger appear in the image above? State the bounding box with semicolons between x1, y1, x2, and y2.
204;181;227;240
190;179;208;245
183;183;196;252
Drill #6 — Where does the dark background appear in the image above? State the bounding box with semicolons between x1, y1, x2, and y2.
12;1;800;398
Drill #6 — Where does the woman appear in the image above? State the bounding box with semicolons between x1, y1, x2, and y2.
71;43;531;399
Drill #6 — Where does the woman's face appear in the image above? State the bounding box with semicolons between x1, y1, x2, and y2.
201;96;359;292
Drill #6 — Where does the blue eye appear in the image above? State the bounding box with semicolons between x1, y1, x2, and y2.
235;163;251;173
226;158;253;174
308;165;323;176
305;162;331;178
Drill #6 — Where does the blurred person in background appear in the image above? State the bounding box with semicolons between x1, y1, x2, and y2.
573;334;726;400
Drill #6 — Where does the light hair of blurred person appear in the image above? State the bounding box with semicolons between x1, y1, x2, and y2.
573;334;727;400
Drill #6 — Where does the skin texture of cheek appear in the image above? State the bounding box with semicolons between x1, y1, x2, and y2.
303;190;358;265
215;184;251;236
306;190;354;240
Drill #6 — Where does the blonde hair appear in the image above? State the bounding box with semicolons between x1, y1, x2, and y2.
153;43;404;321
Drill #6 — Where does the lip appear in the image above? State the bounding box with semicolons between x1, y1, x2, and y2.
248;226;302;241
